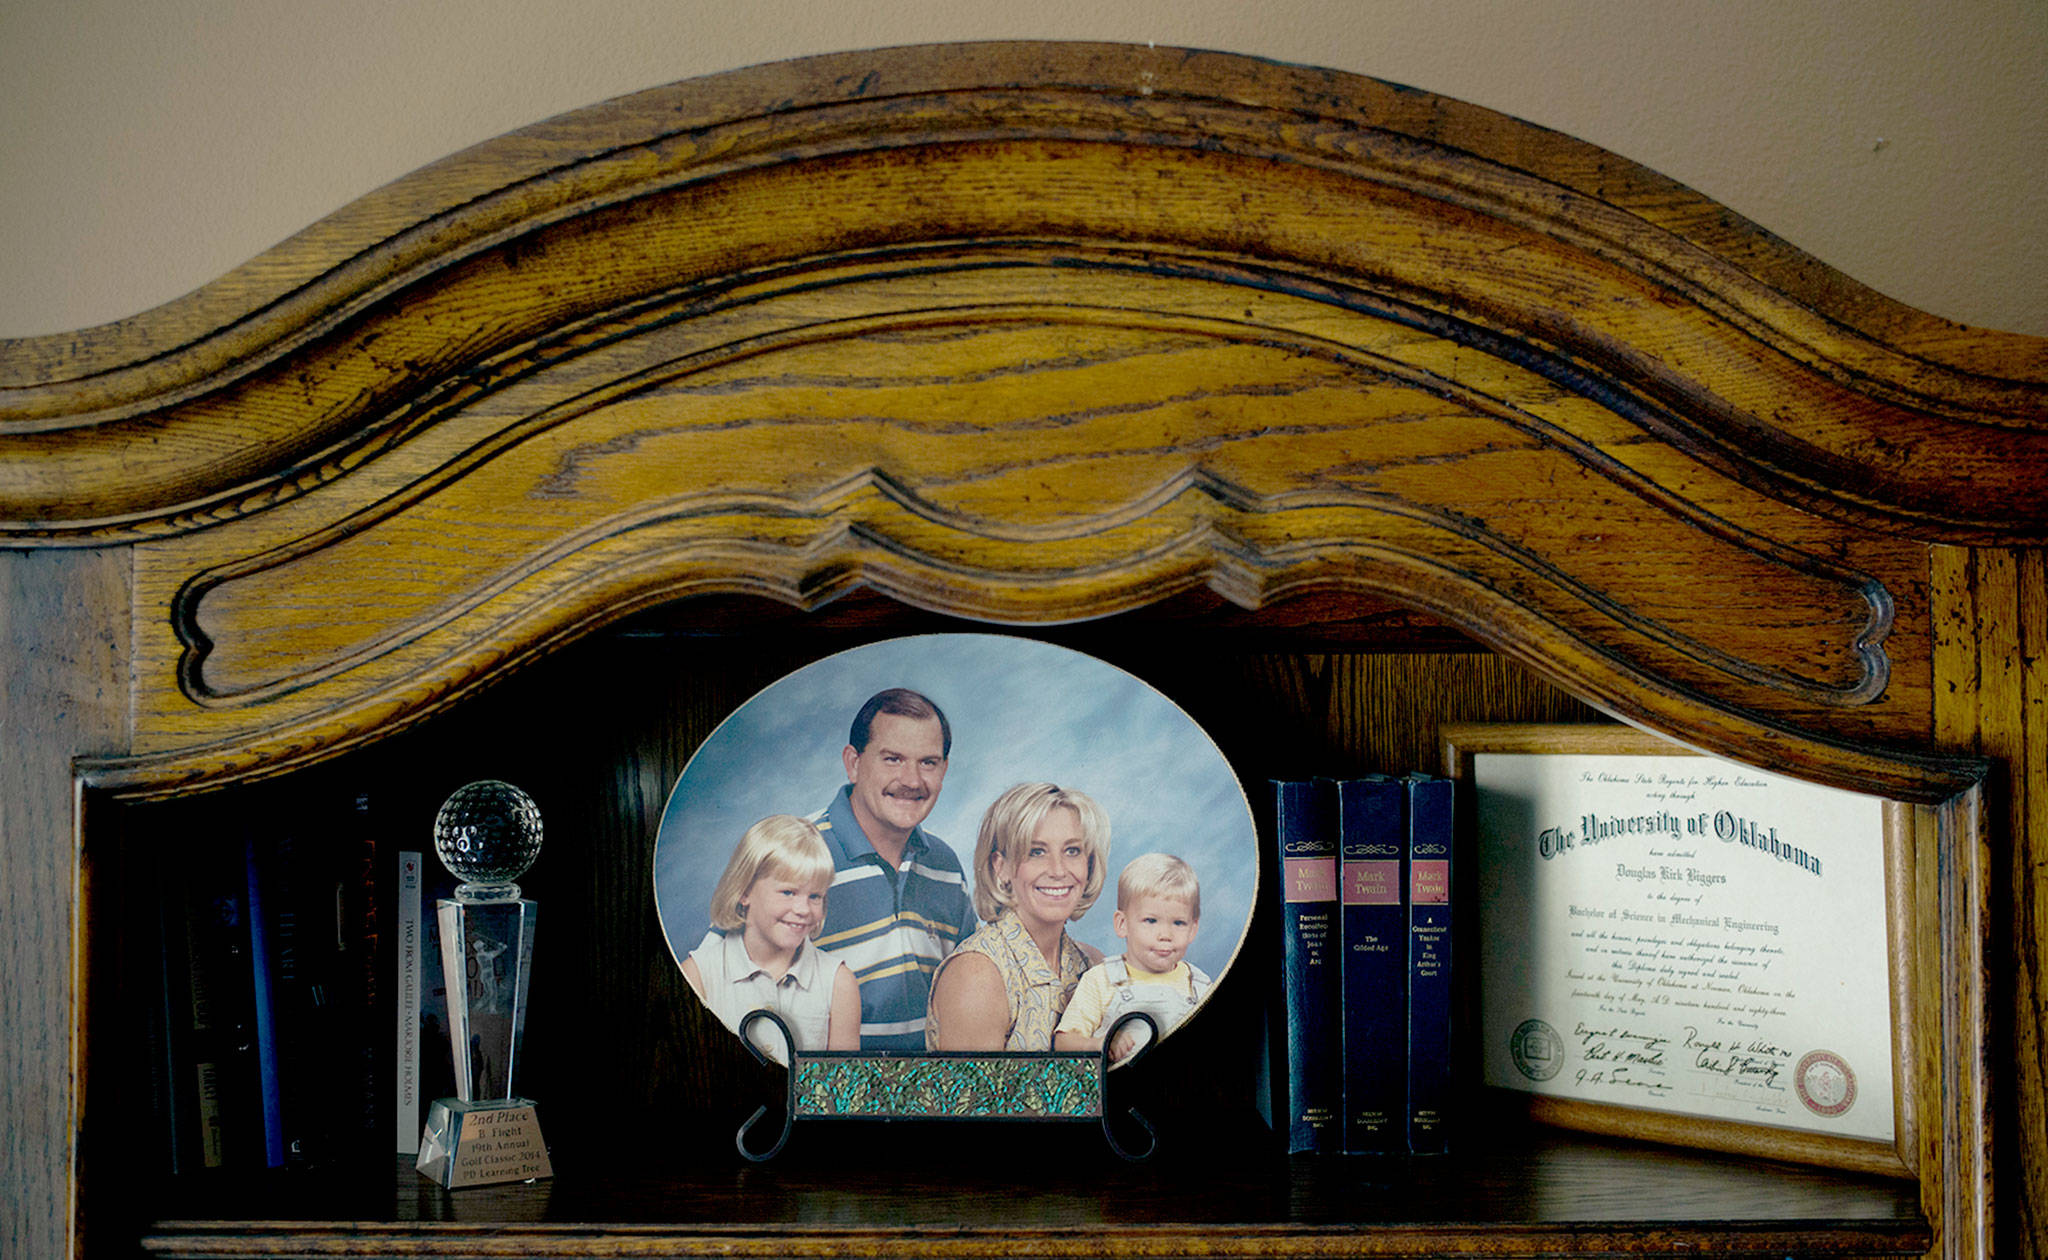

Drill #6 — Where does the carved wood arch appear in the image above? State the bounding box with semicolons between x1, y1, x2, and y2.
2;42;2035;802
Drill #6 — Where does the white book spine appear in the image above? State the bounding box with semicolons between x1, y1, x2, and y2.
396;850;423;1153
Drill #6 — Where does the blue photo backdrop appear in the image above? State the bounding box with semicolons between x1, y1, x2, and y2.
653;633;1256;1018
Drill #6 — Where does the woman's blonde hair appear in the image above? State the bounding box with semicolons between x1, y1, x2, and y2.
707;814;836;935
970;782;1109;923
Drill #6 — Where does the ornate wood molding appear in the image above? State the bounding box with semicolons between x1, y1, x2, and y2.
3;43;2043;544
0;43;2005;800
93;258;1963;800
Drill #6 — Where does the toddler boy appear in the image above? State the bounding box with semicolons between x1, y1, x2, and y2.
1055;852;1210;1062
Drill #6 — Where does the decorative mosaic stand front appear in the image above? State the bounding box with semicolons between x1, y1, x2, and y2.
736;1010;1157;1161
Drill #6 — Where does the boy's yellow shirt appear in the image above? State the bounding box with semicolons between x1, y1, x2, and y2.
1125;959;1191;986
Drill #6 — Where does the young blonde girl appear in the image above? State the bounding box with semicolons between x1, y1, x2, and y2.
683;814;861;1060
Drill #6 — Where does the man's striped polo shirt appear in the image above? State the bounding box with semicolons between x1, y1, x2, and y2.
812;785;977;1051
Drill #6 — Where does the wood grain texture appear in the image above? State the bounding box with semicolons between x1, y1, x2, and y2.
1;548;130;1260
1930;546;2044;1260
1;45;2042;543
134;1137;1930;1258
96;269;1959;803
165;304;1898;708
3;43;2037;395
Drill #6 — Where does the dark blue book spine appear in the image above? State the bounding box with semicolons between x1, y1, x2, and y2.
1274;779;1339;1154
244;835;287;1168
188;839;256;1168
1338;776;1406;1154
1406;774;1454;1153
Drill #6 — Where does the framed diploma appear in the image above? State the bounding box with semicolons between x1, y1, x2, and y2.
1442;724;1915;1177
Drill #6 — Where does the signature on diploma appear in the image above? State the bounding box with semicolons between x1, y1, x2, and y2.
1571;1021;1674;1096
1683;1026;1790;1090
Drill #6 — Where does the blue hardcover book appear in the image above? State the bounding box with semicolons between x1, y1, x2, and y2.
1337;776;1406;1154
185;839;257;1168
1274;778;1340;1154
243;834;287;1168
1405;774;1454;1153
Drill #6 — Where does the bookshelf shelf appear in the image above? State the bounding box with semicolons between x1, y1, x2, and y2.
140;1137;1928;1258
7;41;2042;1260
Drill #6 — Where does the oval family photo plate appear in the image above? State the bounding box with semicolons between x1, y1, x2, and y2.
653;634;1256;1067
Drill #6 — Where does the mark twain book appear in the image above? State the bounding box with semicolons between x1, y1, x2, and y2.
1338;776;1406;1153
1406;773;1454;1153
1274;778;1339;1153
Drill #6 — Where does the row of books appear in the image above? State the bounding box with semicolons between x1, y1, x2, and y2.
139;794;464;1174
1274;773;1453;1155
149;774;1449;1170
140;793;389;1173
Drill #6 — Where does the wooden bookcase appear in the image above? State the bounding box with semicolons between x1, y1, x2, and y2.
4;43;2043;1260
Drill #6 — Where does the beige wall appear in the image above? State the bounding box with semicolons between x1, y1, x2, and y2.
3;0;2042;339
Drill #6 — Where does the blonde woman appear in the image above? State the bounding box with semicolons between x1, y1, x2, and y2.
684;814;862;1060
925;783;1108;1051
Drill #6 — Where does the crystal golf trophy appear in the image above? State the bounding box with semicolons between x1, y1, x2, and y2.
415;780;555;1188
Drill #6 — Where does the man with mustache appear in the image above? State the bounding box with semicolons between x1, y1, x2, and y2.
809;688;977;1051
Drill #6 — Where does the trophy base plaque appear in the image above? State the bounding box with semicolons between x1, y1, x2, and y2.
416;1097;553;1188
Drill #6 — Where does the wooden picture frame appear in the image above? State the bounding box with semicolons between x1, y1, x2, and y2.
1441;723;1916;1178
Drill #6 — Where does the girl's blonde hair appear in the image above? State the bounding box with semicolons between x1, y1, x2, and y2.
707;814;835;935
970;782;1109;923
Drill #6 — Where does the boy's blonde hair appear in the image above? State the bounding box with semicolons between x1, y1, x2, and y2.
707;814;835;935
1117;851;1201;921
970;782;1109;923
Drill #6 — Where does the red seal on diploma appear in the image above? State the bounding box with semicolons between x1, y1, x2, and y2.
1794;1050;1856;1118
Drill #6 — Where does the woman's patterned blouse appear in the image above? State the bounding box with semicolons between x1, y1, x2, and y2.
926;908;1090;1051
